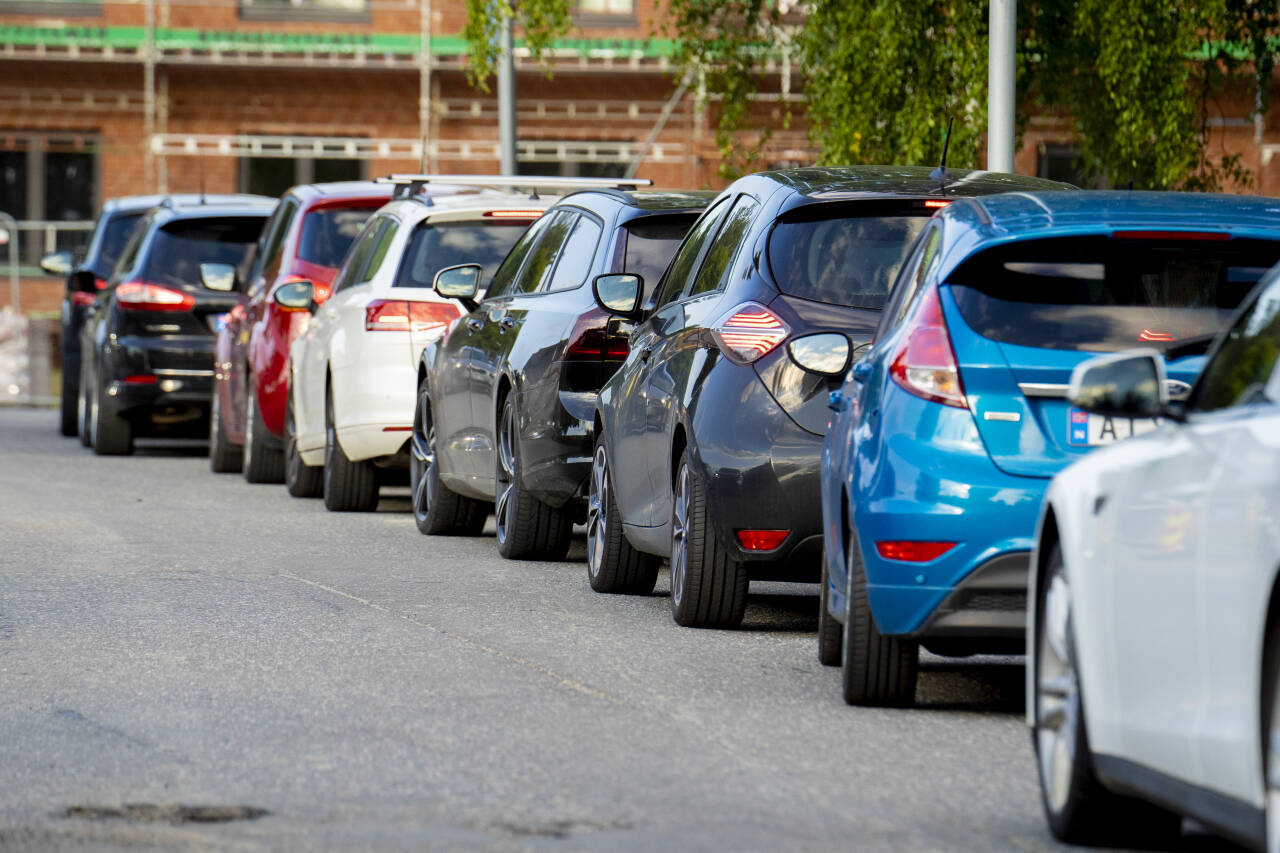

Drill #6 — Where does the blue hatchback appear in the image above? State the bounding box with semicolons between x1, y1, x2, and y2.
819;190;1280;706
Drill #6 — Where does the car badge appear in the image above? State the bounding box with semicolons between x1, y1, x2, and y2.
1165;379;1191;401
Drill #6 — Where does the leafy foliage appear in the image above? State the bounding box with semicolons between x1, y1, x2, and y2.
464;0;573;91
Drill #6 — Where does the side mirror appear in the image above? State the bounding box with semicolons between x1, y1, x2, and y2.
593;273;644;318
200;262;237;292
787;332;852;377
40;251;73;277
434;264;482;300
1067;350;1168;419
274;280;316;314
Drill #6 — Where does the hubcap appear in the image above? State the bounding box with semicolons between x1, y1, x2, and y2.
411;391;437;521
494;403;516;544
670;464;690;609
586;445;608;577
1036;569;1079;815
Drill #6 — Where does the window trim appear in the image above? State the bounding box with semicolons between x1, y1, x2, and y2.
541;208;604;294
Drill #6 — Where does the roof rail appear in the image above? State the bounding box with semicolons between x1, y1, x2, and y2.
376;173;652;201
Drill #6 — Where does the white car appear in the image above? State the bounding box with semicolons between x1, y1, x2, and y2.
286;180;554;511
1027;270;1280;851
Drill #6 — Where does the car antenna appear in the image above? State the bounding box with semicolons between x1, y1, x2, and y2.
930;116;955;192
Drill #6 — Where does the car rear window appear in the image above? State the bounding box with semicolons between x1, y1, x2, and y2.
947;236;1280;352
297;207;377;268
92;212;144;278
622;214;699;301
393;220;532;289
767;209;930;309
141;216;265;289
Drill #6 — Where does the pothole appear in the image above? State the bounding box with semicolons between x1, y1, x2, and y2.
65;803;269;824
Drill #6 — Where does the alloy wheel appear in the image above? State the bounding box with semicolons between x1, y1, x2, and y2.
1036;569;1079;816
586;444;608;579
410;392;437;522
670;463;690;610
494;403;517;544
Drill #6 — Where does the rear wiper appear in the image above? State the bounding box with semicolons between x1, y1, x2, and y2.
1160;333;1218;361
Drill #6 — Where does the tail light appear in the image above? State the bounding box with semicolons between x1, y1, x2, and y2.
888;287;966;408
71;291;97;307
115;281;196;312
737;530;789;551
365;299;460;332
876;541;956;562
94;276;108;290
712;302;790;364
564;309;629;360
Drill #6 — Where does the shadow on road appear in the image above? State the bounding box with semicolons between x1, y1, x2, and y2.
914;659;1026;714
130;440;209;458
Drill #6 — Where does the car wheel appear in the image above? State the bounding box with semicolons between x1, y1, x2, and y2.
242;381;285;484
586;435;658;594
841;529;917;706
59;360;78;437
284;382;322;498
1032;544;1181;844
410;378;486;535
322;384;379;512
208;383;243;473
90;373;133;456
493;393;572;560
817;551;842;666
77;359;92;448
669;447;747;628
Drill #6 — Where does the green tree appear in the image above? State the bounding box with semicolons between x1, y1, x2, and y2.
463;0;573;90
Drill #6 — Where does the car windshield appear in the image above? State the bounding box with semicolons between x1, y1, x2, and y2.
768;211;930;309
91;212;145;278
140;216;265;289
622;214;699;302
297;206;378;268
393;220;532;289
947;235;1280;352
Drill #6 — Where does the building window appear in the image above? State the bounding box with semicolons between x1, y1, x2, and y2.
1036;142;1096;188
0;0;100;15
574;0;635;25
0;132;98;266
239;156;365;199
239;0;369;22
517;160;627;180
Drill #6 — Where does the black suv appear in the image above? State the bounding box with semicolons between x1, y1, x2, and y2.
589;167;1075;627
46;195;205;437
78;195;275;455
413;189;714;559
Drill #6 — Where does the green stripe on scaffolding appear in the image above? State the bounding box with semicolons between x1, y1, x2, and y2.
0;24;678;58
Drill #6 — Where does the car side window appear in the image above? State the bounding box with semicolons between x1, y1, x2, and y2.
544;213;603;292
111;216;152;283
332;216;386;295
256;198;299;290
515;211;578;295
1189;277;1280;412
654;196;731;309
877;223;941;340
485;214;555;299
687;194;759;298
360;217;398;283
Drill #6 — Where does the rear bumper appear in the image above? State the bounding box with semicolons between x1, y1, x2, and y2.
912;552;1029;639
101;334;214;423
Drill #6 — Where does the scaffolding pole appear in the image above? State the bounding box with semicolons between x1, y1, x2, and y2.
418;0;432;172
143;0;157;190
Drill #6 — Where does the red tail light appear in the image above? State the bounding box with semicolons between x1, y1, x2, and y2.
484;210;544;219
564;309;629;360
888;287;966;408
712;302;790;364
115;281;196;312
1138;329;1175;342
923;200;950;209
94;276;108;290
71;291;97;307
364;299;460;332
876;541;956;562
121;374;157;385
737;530;789;551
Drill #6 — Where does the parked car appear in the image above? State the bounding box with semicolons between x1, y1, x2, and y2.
588;167;1073;627
1027;267;1280;851
78;195;275;455
286;178;560;512
414;185;711;560
209;181;393;484
821;190;1280;706
44;195;201;438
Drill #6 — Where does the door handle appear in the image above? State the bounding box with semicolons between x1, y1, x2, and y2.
465;317;484;332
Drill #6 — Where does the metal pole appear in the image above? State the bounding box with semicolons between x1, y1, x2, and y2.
988;0;1016;173
143;0;157;189
0;213;18;313
498;12;517;175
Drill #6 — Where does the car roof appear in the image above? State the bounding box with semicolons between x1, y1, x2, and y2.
755;166;1075;203
102;193;207;215
557;189;718;213
151;195;278;219
377;189;559;222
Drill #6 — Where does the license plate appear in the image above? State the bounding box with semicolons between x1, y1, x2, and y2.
1068;408;1161;446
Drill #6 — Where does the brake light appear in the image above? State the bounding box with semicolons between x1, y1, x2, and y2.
737;530;789;551
115;281;196;312
923;200;950;209
564;309;629;360
1113;230;1231;241
1138;329;1175;342
71;291;97;307
888;287;966;408
484;210;544;219
712;302;790;364
94;276;108;290
121;374;157;385
364;299;460;332
876;541;956;562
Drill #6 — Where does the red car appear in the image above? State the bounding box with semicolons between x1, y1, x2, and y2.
210;181;393;486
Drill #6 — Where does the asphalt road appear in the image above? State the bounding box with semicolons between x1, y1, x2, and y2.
0;409;1236;852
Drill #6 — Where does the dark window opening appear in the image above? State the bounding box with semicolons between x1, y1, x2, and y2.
142;217;266;289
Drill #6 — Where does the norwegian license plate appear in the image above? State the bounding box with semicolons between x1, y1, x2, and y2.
1068;408;1161;446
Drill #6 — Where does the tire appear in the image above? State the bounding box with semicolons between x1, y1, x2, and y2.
59;362;78;437
322;384;379;512
242;381;285;484
77;359;92;448
841;530;918;706
670;447;748;628
283;382;322;498
817;550;842;666
208;383;243;473
1264;622;1280;853
1032;545;1181;844
494;393;573;560
90;373;133;456
586;435;658;594
410;378;486;535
